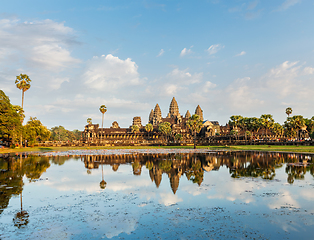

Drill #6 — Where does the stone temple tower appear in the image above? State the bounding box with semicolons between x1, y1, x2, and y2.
195;105;204;121
185;110;191;119
149;109;154;123
167;97;180;118
152;104;162;125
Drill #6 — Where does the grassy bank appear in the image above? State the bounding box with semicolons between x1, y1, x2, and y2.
1;145;314;154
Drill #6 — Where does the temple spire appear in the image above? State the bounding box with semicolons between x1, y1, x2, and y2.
185;110;191;119
152;104;162;125
167;97;180;118
195;105;203;121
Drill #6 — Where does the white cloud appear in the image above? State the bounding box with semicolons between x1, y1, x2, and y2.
303;67;314;75
49;77;70;90
166;68;202;85
206;44;224;55
225;77;264;111
159;192;183;206
0;19;80;71
180;47;192;57
236;51;246;56
263;61;301;98
277;0;301;11
157;49;165;57
143;68;204;103
203;81;217;93
84;54;141;90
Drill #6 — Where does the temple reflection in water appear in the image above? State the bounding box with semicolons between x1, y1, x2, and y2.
81;151;314;194
1;151;314;239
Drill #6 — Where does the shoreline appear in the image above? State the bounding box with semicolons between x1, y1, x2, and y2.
1;145;314;156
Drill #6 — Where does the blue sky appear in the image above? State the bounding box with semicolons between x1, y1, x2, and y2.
1;0;313;130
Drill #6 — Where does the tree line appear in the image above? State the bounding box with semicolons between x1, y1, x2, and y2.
228;109;314;141
0;74;81;148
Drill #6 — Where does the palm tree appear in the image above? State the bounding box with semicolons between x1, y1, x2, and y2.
285;107;292;118
87;118;92;124
187;114;203;149
15;74;31;109
131;125;140;134
291;115;305;140
260;114;274;141
229;115;243;141
99;105;107;129
272;123;284;139
158;122;172;144
145;123;153;139
239;117;250;143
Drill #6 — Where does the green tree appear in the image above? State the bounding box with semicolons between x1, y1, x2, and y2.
99;105;107;128
24;117;50;146
158;122;172;143
187;114;203;149
12;105;25;122
239;117;250;143
145;123;153;138
250;117;262;139
15;74;31;109
175;133;183;142
50;126;77;142
229;115;243;140
285;107;292;118
0;90;22;145
72;129;82;140
304;117;314;138
290;115;306;140
230;129;238;139
260;114;274;141
284;116;305;139
131;125;140;134
87;118;92;124
272;123;284;138
229;115;243;130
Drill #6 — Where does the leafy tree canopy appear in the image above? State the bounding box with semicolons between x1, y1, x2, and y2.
24;117;50;145
158;122;172;136
50;126;81;141
187;114;203;133
0;90;22;141
145;123;153;132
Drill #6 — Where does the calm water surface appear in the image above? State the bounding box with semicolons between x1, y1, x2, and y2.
1;149;314;239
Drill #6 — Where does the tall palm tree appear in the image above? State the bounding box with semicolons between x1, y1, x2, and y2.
99;105;107;128
285;107;293;118
187;114;203;149
15;74;31;109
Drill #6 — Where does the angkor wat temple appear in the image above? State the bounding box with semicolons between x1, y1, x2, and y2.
82;97;220;145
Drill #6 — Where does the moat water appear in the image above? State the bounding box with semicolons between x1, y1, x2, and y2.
1;149;314;239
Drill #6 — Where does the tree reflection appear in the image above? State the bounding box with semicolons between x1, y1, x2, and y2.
100;164;106;189
0;154;50;221
81;152;313;194
13;189;29;228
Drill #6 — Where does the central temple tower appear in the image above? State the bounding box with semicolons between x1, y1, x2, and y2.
167;97;180;119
